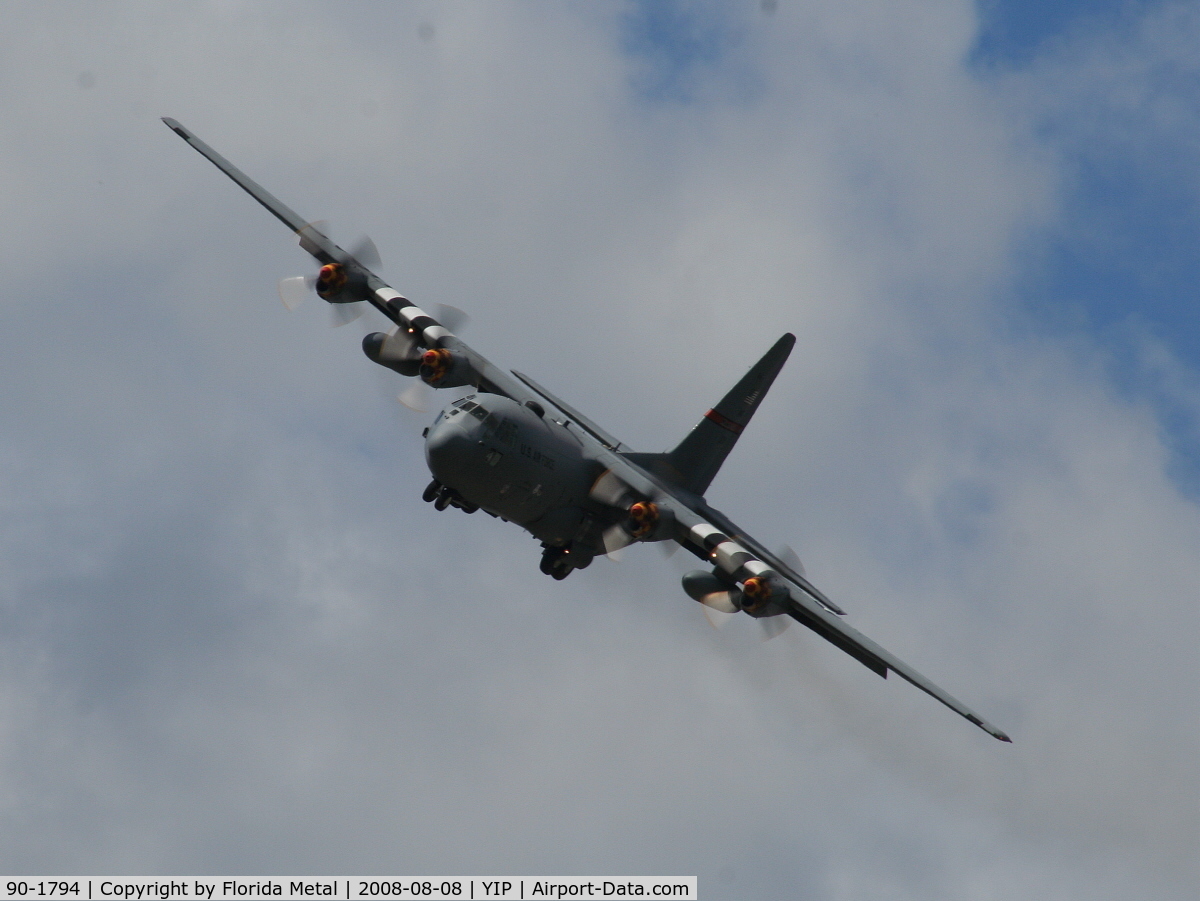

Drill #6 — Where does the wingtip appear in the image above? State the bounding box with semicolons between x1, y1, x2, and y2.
161;117;187;138
968;713;1012;743
984;722;1012;742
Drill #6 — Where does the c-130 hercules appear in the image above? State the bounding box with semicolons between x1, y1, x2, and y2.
163;118;1010;742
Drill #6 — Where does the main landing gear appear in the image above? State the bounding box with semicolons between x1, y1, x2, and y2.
422;479;477;514
539;543;593;581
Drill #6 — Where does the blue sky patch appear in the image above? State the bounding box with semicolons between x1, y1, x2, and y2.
619;0;743;102
971;0;1157;66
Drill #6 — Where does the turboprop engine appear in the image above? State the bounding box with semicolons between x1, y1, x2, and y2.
626;500;675;541
738;574;788;615
681;570;788;617
312;261;371;305
419;347;477;388
315;262;347;298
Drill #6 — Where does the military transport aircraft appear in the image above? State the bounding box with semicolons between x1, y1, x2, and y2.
163;118;1010;742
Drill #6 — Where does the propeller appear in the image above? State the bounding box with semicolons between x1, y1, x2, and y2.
588;471;672;561
698;601;789;640
589;469;638;508
758;615;791;640
682;568;790;639
398;381;430;413
329;299;368;328
703;607;737;629
702;607;790;640
277;224;381;327
589;469;637;558
776;544;805;577
432;304;468;334
697;589;740;615
602;527;631;560
389;304;472;414
346;233;381;270
277;274;313;311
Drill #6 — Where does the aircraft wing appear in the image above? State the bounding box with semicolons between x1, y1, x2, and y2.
589;448;1011;742
777;567;1012;741
162;117;547;410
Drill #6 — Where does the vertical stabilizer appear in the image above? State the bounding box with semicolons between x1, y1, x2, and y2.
639;333;794;496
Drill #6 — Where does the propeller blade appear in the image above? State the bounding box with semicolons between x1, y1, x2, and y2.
776;544;805;577
281;222;344;313
602;524;634;560
398;382;431;413
703;607;736;629
759;615;791;641
698;591;739;614
328;302;367;328
278;275;314;311
590;470;635;508
658;540;678;559
433;304;469;334
347;234;381;271
369;325;421;362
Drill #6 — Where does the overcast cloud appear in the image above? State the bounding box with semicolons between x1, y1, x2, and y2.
0;2;1196;898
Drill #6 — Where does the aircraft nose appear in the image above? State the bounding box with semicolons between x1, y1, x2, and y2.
424;417;478;483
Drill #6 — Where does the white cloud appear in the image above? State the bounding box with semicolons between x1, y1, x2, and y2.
0;1;1195;897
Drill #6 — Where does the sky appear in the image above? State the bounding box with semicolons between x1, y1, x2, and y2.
0;1;1197;898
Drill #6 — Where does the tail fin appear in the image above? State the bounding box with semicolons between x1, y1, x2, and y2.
628;334;795;496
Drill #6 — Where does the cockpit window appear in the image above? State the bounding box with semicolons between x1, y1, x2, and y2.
447;395;497;428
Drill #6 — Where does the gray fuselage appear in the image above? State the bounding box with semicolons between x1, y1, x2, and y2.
424;394;603;546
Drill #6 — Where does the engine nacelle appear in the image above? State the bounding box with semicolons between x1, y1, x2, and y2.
739;574;787;616
626;500;675;542
315;263;347;298
363;329;422;377
315;262;368;304
420;347;477;388
628;501;656;537
682;570;730;601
